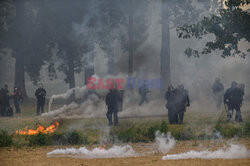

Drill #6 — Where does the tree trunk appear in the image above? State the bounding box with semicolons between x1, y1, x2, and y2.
13;1;28;98
161;0;171;90
68;56;75;101
14;52;27;98
128;3;134;77
107;47;115;75
84;52;95;85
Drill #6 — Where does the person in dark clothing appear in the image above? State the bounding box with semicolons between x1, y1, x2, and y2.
139;81;149;106
175;85;190;124
13;87;22;113
212;78;224;109
165;85;177;124
35;83;46;115
236;84;245;122
224;81;244;122
1;85;10;116
105;89;121;125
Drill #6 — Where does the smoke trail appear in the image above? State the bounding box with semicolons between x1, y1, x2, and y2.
162;143;250;160
47;145;137;159
48;86;88;112
155;131;176;154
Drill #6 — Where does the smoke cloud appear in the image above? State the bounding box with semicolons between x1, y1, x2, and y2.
155;131;176;154
47;145;137;159
162;143;250;160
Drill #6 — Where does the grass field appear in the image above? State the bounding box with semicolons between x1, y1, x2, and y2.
0;99;250;165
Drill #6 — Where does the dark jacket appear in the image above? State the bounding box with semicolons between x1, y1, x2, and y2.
176;88;190;112
165;89;176;109
1;88;10;106
35;88;46;102
105;90;121;110
212;81;224;94
13;89;22;101
139;84;148;96
224;87;244;106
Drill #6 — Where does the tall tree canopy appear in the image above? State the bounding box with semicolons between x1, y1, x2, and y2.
1;0;53;97
177;0;250;58
37;0;92;90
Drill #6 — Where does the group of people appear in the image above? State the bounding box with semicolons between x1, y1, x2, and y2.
0;79;245;126
105;78;245;126
0;84;22;117
212;78;245;122
0;83;46;117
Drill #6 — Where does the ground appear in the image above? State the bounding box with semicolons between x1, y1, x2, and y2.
0;99;250;166
1;139;250;166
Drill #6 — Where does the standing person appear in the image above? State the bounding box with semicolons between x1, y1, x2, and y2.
176;85;190;124
138;81;149;106
165;85;177;124
35;83;46;116
224;81;244;122
1;85;10;116
13;87;23;113
212;78;224;109
105;89;121;125
236;83;245;122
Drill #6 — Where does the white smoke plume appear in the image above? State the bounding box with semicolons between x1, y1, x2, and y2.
43;93;106;119
162;143;250;160
43;73;169;119
48;86;86;112
155;131;176;154
47;145;137;159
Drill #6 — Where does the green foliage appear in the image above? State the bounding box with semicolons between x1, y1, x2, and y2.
66;130;89;145
160;120;168;133
242;121;250;136
169;126;194;140
0;130;13;147
214;122;241;137
114;120;169;143
27;133;51;146
177;0;250;58
26;130;89;146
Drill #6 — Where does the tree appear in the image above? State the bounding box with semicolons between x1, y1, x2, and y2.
0;0;15;48
177;0;250;58
37;0;92;91
97;0;148;76
160;0;203;88
96;0;125;75
1;0;52;97
120;0;149;76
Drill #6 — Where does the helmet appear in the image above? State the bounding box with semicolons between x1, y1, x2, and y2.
231;81;237;88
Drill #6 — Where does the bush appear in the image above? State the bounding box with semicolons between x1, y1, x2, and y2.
113;120;169;143
214;122;241;138
170;127;194;140
0;130;13;147
242;121;250;137
26;130;89;146
50;132;68;145
27;132;51;146
66;130;88;145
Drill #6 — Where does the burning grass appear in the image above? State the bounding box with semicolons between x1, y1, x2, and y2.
16;122;59;135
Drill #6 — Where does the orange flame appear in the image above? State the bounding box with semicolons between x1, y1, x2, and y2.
16;122;59;135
